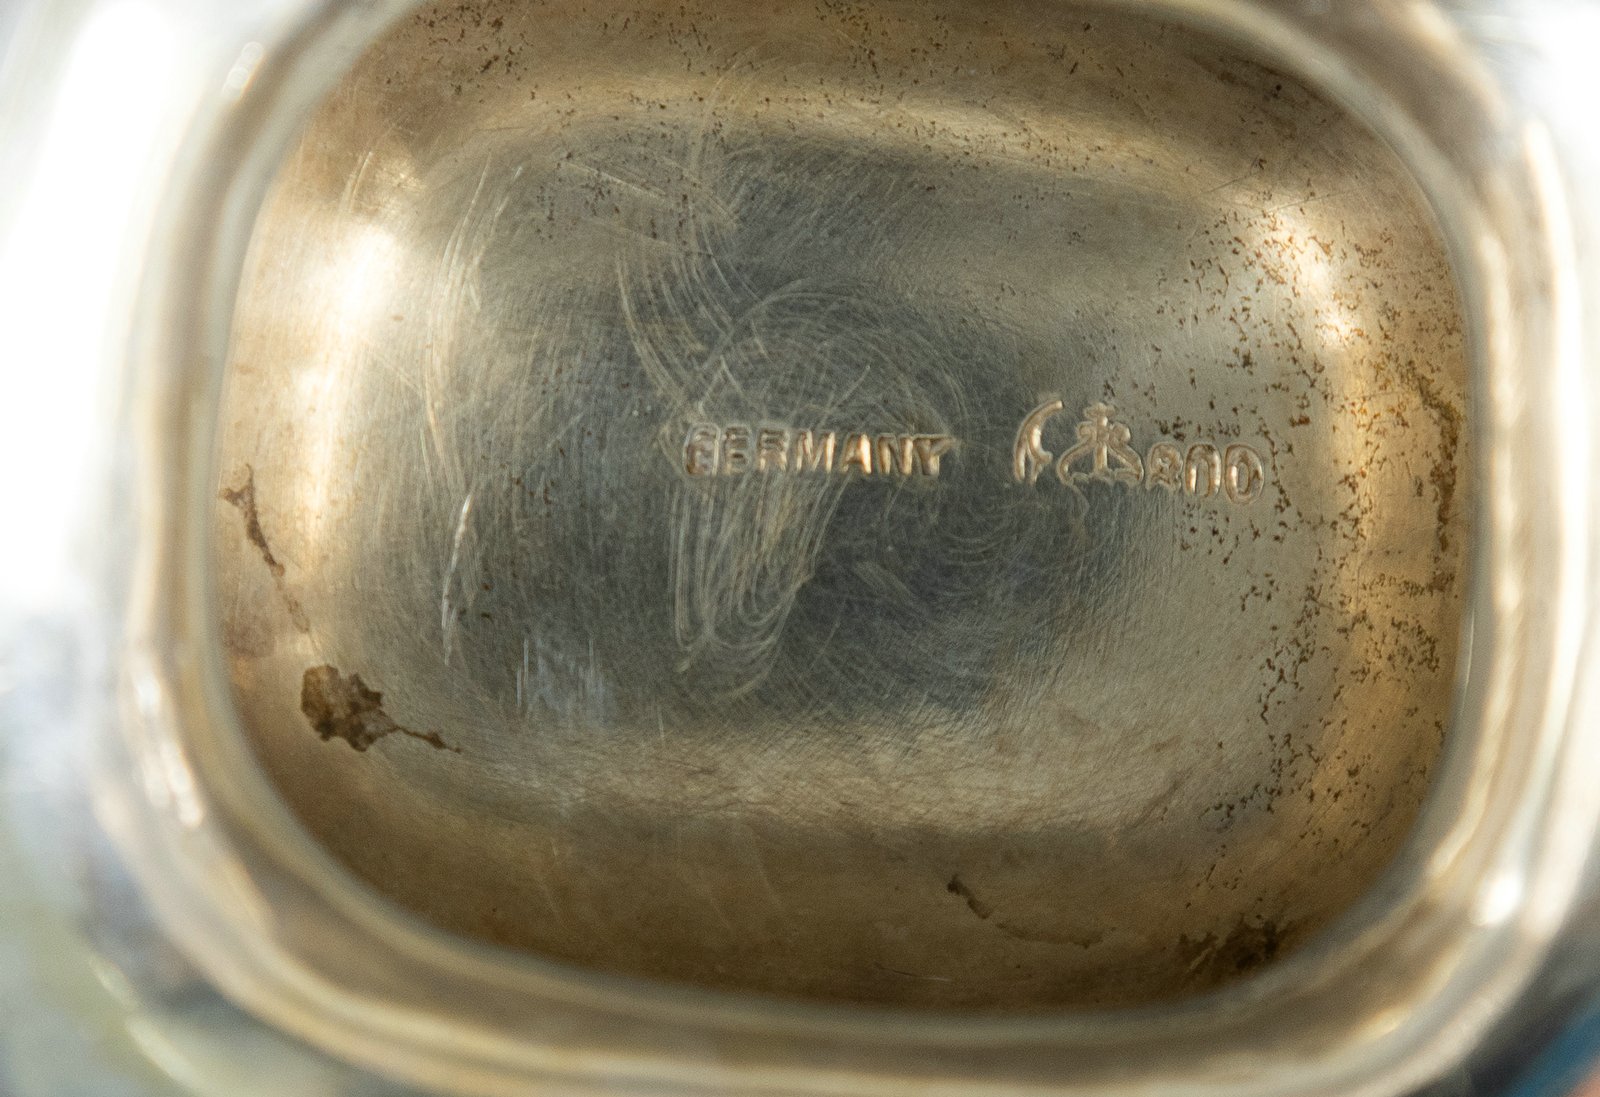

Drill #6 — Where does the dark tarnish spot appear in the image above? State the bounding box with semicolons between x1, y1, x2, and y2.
220;466;311;633
1178;917;1285;982
300;665;460;753
946;876;1105;947
947;875;993;920
219;467;284;577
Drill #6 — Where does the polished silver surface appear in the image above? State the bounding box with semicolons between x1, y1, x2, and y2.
7;0;1600;1094
214;0;1466;1009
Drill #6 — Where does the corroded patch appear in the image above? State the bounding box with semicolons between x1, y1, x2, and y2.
300;665;458;753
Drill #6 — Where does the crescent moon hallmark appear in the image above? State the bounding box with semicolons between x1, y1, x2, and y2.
1013;399;1267;505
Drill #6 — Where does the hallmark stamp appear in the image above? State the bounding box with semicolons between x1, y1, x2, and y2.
1014;400;1265;504
685;423;955;479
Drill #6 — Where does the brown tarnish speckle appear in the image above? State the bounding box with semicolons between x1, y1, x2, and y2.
947;876;1106;947
947;874;992;919
220;466;284;576
300;665;460;753
1401;360;1463;563
1178;917;1285;981
220;465;310;633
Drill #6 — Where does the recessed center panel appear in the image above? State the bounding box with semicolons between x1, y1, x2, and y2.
212;0;1468;1009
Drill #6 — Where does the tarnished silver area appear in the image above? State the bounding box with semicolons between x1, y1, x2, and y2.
212;0;1466;1009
